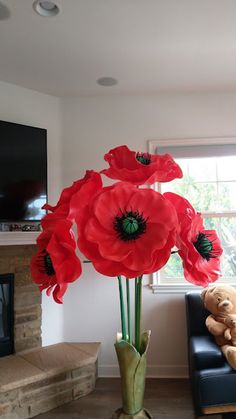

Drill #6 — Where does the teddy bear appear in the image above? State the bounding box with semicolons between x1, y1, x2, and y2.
201;284;236;370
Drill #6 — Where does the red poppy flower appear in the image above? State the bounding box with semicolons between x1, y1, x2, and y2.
43;170;102;221
164;192;223;286
30;220;82;303
100;145;183;185
41;212;73;232
77;182;178;278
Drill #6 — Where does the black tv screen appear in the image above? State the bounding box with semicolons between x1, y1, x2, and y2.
0;120;47;222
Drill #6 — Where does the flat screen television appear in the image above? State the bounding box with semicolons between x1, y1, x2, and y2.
0;120;47;223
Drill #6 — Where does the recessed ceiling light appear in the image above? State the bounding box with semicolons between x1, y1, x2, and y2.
97;77;118;87
33;1;60;17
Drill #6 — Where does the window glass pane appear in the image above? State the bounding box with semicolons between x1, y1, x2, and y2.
161;180;217;212
175;159;189;180
217;156;236;181
187;183;217;212
161;252;183;278
188;158;217;182
218;182;236;211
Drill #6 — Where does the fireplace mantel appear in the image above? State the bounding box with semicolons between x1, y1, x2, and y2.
0;232;39;246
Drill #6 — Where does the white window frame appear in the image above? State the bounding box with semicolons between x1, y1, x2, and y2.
148;136;236;294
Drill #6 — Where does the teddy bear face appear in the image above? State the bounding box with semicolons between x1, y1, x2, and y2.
202;285;236;316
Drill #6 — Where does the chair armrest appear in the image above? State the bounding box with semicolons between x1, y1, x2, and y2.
190;335;225;370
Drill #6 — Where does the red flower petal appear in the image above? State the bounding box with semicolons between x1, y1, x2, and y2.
52;284;68;304
77;181;178;277
93;259;142;278
30;220;82;303
164;192;223;286
42;170;102;223
101;145;183;185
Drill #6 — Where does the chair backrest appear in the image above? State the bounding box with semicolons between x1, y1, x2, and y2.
185;291;211;337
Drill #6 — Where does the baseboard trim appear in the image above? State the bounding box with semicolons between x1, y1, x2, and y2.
98;364;189;378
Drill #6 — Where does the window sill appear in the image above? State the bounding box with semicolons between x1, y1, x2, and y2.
150;282;236;294
150;283;203;294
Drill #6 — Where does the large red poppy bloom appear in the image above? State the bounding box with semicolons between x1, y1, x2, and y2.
77;182;178;278
100;145;183;185
43;170;102;221
164;192;223;286
30;220;82;303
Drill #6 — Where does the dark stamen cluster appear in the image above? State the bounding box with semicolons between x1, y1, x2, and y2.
136;152;151;165
37;251;55;276
114;210;147;242
193;232;218;261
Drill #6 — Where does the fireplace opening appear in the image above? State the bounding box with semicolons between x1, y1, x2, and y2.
0;273;14;357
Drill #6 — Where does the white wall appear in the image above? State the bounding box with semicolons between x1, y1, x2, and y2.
61;93;236;377
0;80;64;345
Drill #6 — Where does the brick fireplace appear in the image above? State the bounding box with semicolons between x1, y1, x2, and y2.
0;244;100;419
0;245;41;354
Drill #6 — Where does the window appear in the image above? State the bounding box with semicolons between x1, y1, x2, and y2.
148;138;236;291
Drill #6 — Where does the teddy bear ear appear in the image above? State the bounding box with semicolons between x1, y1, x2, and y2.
201;286;216;301
201;288;208;301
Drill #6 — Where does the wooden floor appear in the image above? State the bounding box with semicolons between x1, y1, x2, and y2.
35;378;221;419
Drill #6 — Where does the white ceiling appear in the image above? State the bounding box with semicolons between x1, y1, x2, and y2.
1;0;236;97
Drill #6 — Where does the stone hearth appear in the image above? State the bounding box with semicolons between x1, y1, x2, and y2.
0;245;41;353
0;342;100;419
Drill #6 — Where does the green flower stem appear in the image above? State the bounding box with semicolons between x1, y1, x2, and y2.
126;278;132;344
138;276;143;351
135;277;138;345
135;275;143;352
118;276;127;341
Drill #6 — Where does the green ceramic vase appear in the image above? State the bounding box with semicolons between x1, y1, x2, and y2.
112;331;152;419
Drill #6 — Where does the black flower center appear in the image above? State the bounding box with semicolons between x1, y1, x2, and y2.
44;253;55;276
193;232;214;261
38;251;55;276
136;152;151;165
114;210;147;242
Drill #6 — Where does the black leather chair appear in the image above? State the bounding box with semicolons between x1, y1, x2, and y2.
185;291;236;419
